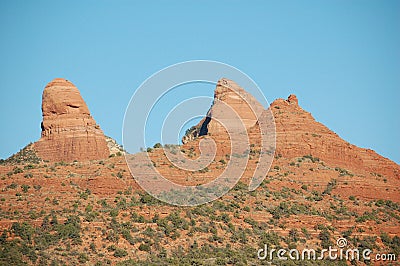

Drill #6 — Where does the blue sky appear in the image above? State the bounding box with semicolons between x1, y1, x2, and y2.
0;0;399;163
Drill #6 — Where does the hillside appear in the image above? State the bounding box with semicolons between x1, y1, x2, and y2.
0;79;399;265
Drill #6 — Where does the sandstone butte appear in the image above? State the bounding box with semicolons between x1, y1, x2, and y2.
0;77;399;265
183;78;399;181
33;78;109;162
12;76;399;183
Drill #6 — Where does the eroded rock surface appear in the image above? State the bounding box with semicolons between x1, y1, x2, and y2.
34;78;109;162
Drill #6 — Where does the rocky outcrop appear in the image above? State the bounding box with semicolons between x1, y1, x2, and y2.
106;136;126;156
183;79;399;180
33;78;109;162
271;95;399;179
183;78;265;143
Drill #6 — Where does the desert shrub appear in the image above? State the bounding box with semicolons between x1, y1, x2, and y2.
90;242;96;253
56;215;81;243
166;211;188;230
0;239;30;265
301;227;311;239
219;213;231;224
258;231;280;248
78;189;91;200
231;228;248;244
153;143;162;149
11;222;35;243
288;228;299;243
78;253;89;263
139;193;162;205
319;229;333;249
24;173;33;178
138;243;150;252
142;227;155;238
21;184;30;193
121;229;135;245
84;211;98;222
322;179;337;195
106;228;120;243
114;248;128;257
335;167;353;177
355;210;379;223
117;171;124;178
269;202;290;219
34;231;58;250
13;167;23;174
109;208;119;218
7;183;18;190
306;190;323;201
356;236;377;251
131;212;146;223
198;167;209;173
376;199;400;211
381;233;400;255
303;154;320;163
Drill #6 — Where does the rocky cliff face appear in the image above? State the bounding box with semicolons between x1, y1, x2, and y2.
271;95;399;179
184;79;399;180
33;78;109;162
182;78;264;144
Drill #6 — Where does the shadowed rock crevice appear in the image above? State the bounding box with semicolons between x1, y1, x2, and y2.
199;116;211;136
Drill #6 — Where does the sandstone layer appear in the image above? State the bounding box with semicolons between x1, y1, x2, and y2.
182;78;264;144
33;78;109;162
271;95;399;179
184;79;399;180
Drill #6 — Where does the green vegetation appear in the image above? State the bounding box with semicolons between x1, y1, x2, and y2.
306;190;323;202
322;179;337;195
153;143;163;149
319;228;333;249
0;214;82;265
302;154;320;163
1;150;398;265
114;248;128;257
335;167;353;177
0;144;41;165
21;184;30;193
381;232;400;256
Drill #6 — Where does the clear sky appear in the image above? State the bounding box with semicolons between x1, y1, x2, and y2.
0;0;399;163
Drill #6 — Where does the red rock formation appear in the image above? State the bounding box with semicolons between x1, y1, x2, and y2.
272;95;399;179
33;78;109;162
182;78;265;143
184;79;399;180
